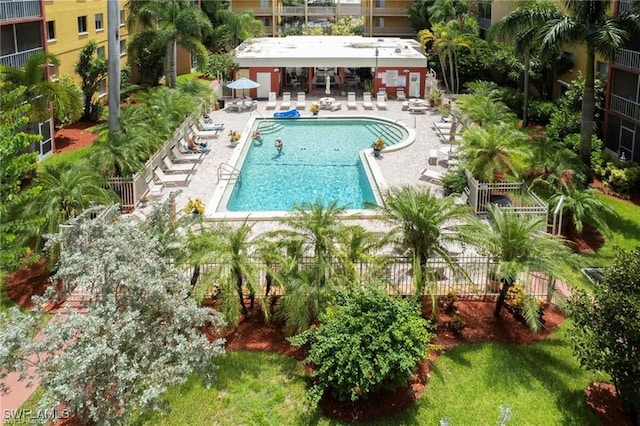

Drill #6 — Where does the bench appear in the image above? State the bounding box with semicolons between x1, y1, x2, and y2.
428;149;439;165
409;106;428;114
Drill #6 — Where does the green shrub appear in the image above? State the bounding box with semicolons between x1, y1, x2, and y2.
441;168;468;194
547;111;581;142
289;288;437;405
596;161;640;196
563;133;606;169
527;99;555;125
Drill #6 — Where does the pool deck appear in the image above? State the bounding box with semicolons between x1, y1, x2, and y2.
149;94;455;233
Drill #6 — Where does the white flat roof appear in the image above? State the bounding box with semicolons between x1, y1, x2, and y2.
234;36;428;68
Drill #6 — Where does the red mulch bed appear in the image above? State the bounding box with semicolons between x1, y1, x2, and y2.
53;122;99;154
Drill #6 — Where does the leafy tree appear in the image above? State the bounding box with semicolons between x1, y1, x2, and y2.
289;286;436;405
461;205;580;331
540;0;636;167
379;187;470;293
201;51;237;81
459;122;530;182
0;205;226;425
74;40;108;122
406;0;436;32
0;52;81;123
567;247;640;425
53;75;83;127
22;164;118;243
0;88;44;271
428;0;469;27
455;94;517;126
329;16;364;35
205;9;263;52
127;0;212;88
490;0;563;126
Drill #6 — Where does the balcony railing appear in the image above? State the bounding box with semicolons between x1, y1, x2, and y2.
615;48;640;71
370;26;416;36
618;0;630;14
250;7;272;15
372;7;409;16
610;94;640;122
281;6;305;14
0;0;42;21
308;6;336;15
0;47;43;69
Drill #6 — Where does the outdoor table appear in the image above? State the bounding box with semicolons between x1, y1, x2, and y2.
319;97;336;109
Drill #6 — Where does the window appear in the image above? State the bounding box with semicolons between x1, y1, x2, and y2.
96;46;105;57
597;61;609;81
95;13;103;31
98;80;107;97
77;16;88;34
48;63;58;81
119;9;125;26
46;21;56;40
375;0;385;7
374;17;384;28
119;39;126;56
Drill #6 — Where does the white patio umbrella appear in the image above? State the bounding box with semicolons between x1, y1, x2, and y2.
325;75;331;95
226;77;261;98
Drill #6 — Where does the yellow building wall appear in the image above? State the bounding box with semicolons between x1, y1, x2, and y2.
490;0;517;25
45;0;129;89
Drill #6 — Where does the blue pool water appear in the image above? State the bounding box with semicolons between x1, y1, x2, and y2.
225;118;406;212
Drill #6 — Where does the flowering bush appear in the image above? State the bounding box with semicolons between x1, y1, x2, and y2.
184;198;205;215
228;130;241;143
310;103;320;113
371;137;386;151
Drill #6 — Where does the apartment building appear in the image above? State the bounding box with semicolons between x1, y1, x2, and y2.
604;0;640;162
231;0;415;38
0;0;54;158
45;0;129;95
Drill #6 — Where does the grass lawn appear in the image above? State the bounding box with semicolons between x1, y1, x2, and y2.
136;325;599;426
37;145;93;173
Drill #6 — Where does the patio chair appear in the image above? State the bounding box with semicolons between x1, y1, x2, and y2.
197;118;224;132
190;124;221;139
279;92;291;110
362;92;374;110
347;92;357;110
162;155;196;174
330;102;342;111
428;149;439;165
171;144;204;163
266;92;277;110
153;166;192;187
421;168;444;183
376;94;387;110
295;92;306;110
397;88;406;101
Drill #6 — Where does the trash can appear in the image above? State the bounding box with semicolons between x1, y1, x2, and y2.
218;99;225;109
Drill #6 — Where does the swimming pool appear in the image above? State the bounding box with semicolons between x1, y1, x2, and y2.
218;117;410;213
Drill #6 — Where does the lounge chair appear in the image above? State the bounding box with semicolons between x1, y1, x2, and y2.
362;92;374;110
153;166;192;187
330;102;342;111
171;144;204;163
197;118;224;132
162;155;196;173
295;92;306;110
347;92;357;110
190;124;221;139
377;89;387;101
376;94;387;110
428;149;439;165
279;92;291;110
266;92;277;110
397;88;406;101
421;168;444;183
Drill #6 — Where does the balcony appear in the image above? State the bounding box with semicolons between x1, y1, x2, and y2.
615;48;640;71
618;0;630;14
0;0;42;21
369;26;416;37
0;47;43;69
250;7;272;16
308;6;336;15
281;6;305;15
372;7;410;16
610;94;640;122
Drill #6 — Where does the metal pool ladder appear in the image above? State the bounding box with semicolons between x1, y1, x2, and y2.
217;163;241;184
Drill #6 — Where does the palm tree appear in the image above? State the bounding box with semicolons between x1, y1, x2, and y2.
334;225;390;283
186;222;263;326
216;10;264;51
0;52;81;123
459;122;531;182
419;20;474;94
379;186;471;293
23;164;118;242
461;204;581;330
549;186;617;237
406;0;436;33
490;0;562;127
127;0;212;88
540;0;634;167
428;0;469;27
455;95;517;126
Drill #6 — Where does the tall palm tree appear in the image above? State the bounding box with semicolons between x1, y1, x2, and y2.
490;1;562;127
428;0;469;27
459;122;531;182
540;0;633;167
379;187;471;293
461;205;581;330
0;52;81;123
127;0;212;88
23;164;118;241
419;20;474;94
